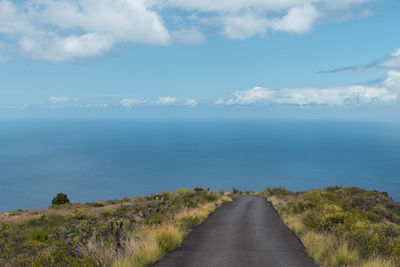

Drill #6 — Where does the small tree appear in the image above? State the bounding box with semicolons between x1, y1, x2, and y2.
232;187;241;195
52;193;70;205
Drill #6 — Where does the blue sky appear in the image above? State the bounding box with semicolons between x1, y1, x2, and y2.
0;0;400;120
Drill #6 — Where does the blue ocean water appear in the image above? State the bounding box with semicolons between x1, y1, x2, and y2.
1;119;400;212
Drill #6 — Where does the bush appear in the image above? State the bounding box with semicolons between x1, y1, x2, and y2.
266;187;294;197
176;188;194;195
92;202;104;207
232;187;241;194
51;193;70;205
28;230;49;242
269;186;400;266
144;214;165;225
194;187;206;193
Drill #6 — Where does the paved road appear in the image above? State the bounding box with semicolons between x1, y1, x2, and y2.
154;196;318;267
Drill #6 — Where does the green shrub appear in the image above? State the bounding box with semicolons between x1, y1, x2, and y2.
232;187;241;194
176;188;194;195
28;230;49;242
92;202;104;207
144;214;165;225
267;187;294;197
272;186;400;265
51;193;70;205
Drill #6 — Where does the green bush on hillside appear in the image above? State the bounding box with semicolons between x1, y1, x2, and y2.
266;186;400;265
51;193;70;205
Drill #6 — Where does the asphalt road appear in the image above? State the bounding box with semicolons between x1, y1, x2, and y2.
153;196;318;267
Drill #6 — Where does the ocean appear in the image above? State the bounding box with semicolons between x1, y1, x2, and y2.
1;119;400;212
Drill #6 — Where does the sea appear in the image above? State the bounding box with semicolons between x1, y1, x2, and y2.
1;119;400;212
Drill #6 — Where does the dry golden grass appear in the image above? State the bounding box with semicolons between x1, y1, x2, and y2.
328;242;360;267
361;256;395;267
267;196;286;211
78;237;120;267
80;196;232;267
282;214;305;235
301;231;334;264
0;197;146;226
218;196;233;204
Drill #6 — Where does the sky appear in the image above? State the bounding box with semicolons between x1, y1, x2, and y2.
0;0;400;120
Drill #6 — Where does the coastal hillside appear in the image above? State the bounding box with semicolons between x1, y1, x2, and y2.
264;187;400;267
0;188;231;266
0;186;399;266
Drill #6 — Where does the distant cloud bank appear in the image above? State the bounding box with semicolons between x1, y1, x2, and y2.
218;70;400;106
39;70;400;109
49;96;69;104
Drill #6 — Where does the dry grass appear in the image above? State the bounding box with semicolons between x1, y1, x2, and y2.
217;196;233;205
78;237;121;267
0;197;145;226
115;224;185;267
361;256;395;267
267;194;397;267
267;196;286;211
282;214;305;235
80;196;232;267
328;242;360;267
301;231;335;263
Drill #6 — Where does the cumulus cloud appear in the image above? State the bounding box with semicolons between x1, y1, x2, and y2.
154;0;373;39
0;0;376;61
19;33;114;61
120;98;146;107
270;4;319;34
223;15;268;39
0;0;170;61
157;96;177;105
323;48;400;73
153;0;371;13
172;27;205;45
383;71;400;91
49;96;69;103
219;72;399;106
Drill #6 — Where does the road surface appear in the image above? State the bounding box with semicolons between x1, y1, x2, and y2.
154;196;318;267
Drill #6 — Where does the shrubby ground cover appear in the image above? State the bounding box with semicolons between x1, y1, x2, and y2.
0;188;231;266
264;186;400;267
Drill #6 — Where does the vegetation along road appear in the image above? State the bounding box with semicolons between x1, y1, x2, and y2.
154;195;318;267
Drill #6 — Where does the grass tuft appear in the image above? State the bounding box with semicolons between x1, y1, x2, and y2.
301;231;334;263
362;256;394;267
328;242;360;267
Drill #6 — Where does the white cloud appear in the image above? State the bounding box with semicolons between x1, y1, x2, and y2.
157;96;177;105
120;98;146;107
223;15;268;39
85;103;108;108
0;0;376;61
270;4;319;34
184;98;198;106
221;73;399;106
153;0;371;13
49;96;69;103
172;27;205;45
324;48;400;73
0;0;170;61
19;33;114;61
153;0;373;39
384;71;400;90
214;99;225;105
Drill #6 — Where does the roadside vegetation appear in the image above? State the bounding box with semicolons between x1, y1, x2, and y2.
0;188;232;266
264;186;400;267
